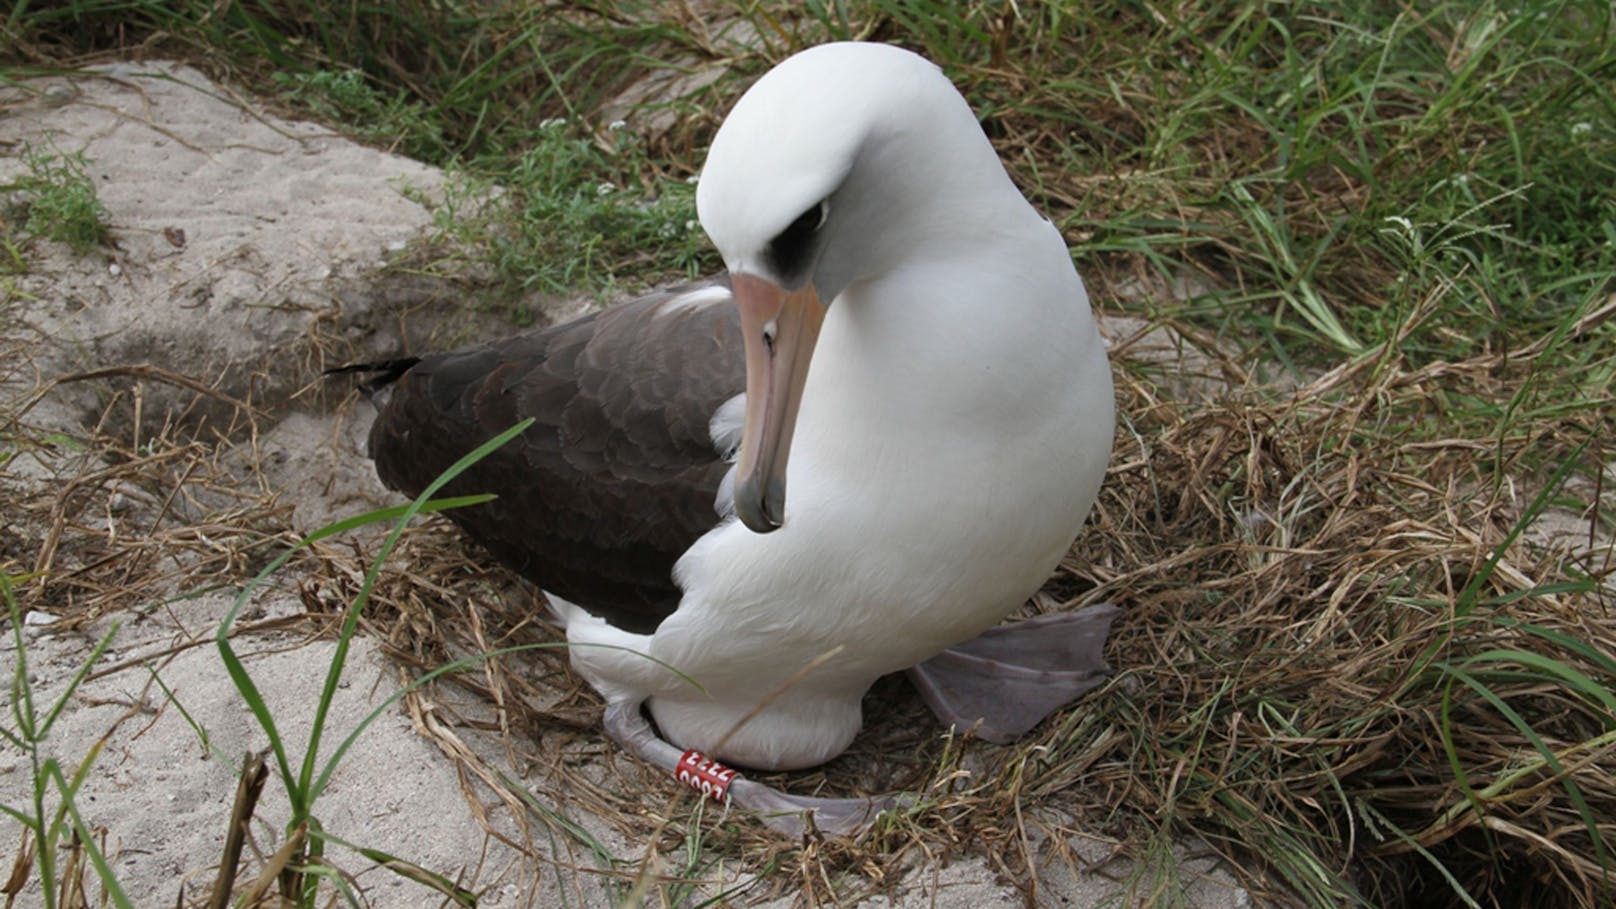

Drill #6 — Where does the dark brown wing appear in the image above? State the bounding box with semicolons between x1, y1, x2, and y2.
366;278;744;633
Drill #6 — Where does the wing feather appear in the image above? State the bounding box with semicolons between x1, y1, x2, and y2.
366;278;743;633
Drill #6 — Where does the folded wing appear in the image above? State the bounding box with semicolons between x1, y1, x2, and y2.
366;279;745;633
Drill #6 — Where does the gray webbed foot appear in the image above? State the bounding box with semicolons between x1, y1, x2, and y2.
906;603;1118;744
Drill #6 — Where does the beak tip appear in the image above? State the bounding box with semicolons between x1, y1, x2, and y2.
734;477;786;534
736;506;783;535
740;513;783;535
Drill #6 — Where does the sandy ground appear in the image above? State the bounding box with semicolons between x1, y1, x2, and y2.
0;63;1254;907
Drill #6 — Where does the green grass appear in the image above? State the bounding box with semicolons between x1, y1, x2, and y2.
1;572;132;909
3;2;1613;907
417;120;713;307
270;67;445;161
8;2;1608;362
0;144;109;254
206;423;530;906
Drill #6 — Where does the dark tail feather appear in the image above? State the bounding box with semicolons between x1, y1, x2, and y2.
325;357;421;396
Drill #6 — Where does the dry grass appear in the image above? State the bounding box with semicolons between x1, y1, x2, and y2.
1063;300;1615;906
1;373;291;624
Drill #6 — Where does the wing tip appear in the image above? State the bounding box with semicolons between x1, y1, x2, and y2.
325;357;422;397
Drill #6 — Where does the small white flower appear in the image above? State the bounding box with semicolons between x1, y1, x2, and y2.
684;220;698;232
539;117;566;129
596;182;615;196
685;175;699;185
608;119;627;131
1571;121;1593;137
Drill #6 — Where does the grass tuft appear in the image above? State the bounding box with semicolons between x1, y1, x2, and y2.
1;571;132;909
419;120;713;305
0;144;109;254
270;67;446;162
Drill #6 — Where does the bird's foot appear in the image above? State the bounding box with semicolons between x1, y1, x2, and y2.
727;777;903;838
602;701;900;838
906;603;1119;744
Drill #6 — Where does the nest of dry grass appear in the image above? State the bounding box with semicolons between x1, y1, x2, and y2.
5;275;1612;907
298;284;1612;906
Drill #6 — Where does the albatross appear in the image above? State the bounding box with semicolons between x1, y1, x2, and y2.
348;42;1117;835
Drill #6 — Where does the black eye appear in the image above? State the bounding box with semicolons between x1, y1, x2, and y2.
767;201;827;280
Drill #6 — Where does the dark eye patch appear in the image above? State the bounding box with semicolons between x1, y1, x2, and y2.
767;201;827;281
